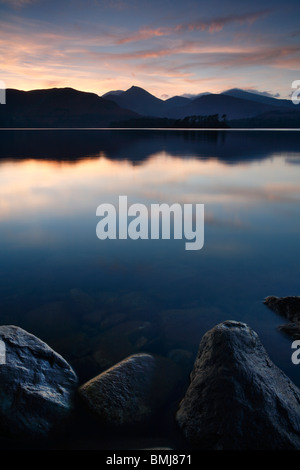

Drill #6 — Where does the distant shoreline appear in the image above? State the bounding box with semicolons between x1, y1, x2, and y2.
0;127;300;131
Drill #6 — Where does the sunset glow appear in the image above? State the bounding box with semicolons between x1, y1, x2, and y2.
1;152;299;222
1;0;300;98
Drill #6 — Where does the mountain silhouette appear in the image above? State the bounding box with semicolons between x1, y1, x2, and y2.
103;86;296;120
103;86;166;116
102;90;124;98
163;95;191;109
0;85;298;128
0;87;139;127
222;88;294;109
161;93;289;120
103;86;194;117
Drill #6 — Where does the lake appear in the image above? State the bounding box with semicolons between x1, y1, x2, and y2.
0;129;300;449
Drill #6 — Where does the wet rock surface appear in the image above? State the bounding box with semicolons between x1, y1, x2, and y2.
264;295;300;339
79;353;181;427
0;325;78;438
176;320;300;450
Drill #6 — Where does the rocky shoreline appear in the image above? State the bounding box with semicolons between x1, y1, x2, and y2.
0;320;299;450
264;295;300;339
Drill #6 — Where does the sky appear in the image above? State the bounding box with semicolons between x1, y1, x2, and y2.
0;0;299;99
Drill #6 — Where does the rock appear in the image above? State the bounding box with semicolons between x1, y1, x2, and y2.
79;354;155;426
79;353;181;427
264;296;300;339
176;320;300;450
0;325;78;438
278;323;300;339
264;296;300;322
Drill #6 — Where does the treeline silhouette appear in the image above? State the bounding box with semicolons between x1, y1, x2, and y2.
111;114;229;128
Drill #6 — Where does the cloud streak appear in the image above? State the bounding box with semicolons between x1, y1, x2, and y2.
0;0;37;8
117;9;272;44
178;9;272;33
0;3;297;97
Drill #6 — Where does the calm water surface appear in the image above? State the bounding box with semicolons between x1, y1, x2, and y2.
0;129;299;448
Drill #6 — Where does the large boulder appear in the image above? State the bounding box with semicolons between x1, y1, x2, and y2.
176;320;300;450
79;353;180;426
264;295;300;339
0;325;78;438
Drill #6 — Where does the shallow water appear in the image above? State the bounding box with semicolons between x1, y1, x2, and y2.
0;129;300;448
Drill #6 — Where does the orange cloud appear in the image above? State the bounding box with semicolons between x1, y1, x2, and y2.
0;9;296;98
117;27;170;45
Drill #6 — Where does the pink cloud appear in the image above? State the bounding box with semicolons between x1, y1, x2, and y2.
0;10;296;98
117;9;272;44
179;9;271;33
117;27;170;45
0;0;37;8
